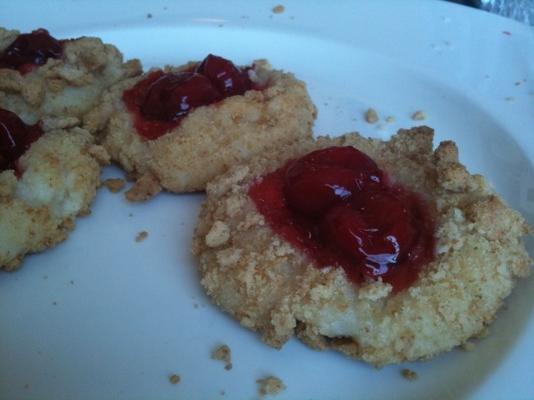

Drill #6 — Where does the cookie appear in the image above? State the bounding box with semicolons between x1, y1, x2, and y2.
0;27;141;131
192;126;532;366
84;55;316;199
0;108;109;271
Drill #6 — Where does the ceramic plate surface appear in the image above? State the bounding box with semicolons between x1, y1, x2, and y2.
0;1;533;399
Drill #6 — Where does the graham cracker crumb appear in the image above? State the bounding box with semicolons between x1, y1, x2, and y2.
272;5;285;14
401;368;418;381
205;221;231;248
211;344;232;370
411;110;427;121
135;230;148;242
104;178;125;193
364;108;379;123
257;375;286;396
460;342;475;352
169;374;180;385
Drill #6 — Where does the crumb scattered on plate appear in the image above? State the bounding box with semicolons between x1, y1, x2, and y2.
135;231;148;242
411;110;426;120
104;178;126;193
401;369;418;381
257;375;286;396
169;374;180;385
272;5;285;14
385;116;395;123
364;108;379;123
211;344;232;370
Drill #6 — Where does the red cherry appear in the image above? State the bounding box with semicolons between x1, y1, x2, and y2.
284;164;361;216
283;147;382;216
0;29;63;73
248;146;435;292
140;72;222;121
0;108;43;172
195;54;252;97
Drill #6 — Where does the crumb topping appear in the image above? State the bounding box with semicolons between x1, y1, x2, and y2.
257;375;286;396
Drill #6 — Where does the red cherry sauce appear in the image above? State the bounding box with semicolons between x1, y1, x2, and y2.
122;54;253;140
249;147;435;292
0;108;43;173
0;29;63;74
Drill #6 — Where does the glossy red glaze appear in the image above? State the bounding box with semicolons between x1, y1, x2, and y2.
0;29;63;74
0;108;43;173
195;54;252;97
122;54;254;140
249;146;435;292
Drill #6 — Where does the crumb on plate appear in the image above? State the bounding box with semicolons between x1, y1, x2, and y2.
104;178;125;193
401;368;418;381
411;110;426;121
169;374;180;385
211;344;232;370
272;5;285;14
364;108;379;123
135;231;148;242
257;375;286;396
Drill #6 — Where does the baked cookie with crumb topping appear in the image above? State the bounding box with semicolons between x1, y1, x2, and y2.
193;126;532;366
0;108;108;271
84;54;316;200
0;27;141;131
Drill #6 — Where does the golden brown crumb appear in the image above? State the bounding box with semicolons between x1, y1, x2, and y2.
211;344;232;370
460;342;475;352
104;178;125;193
169;374;180;384
257;375;286;396
135;231;148;242
401;369;418;381
272;5;285;14
364;108;379;123
411;110;427;120
125;173;162;202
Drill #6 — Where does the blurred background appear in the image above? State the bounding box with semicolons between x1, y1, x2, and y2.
447;0;533;25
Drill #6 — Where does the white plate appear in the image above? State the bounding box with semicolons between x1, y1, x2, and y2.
1;1;533;399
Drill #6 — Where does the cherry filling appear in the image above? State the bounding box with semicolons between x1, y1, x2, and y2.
122;54;254;140
0;108;43;173
0;29;63;74
249;147;436;292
